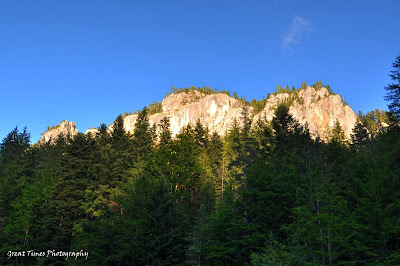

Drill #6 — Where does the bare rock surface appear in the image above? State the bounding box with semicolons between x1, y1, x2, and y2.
253;87;358;139
40;87;359;144
122;91;247;136
85;128;100;136
39;121;78;144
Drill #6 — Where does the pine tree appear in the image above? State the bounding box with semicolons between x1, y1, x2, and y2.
276;85;284;93
108;114;134;189
186;204;208;265
35;133;100;264
133;107;153;161
0;127;33;224
206;132;224;197
252;118;273;159
194;119;208;148
312;80;323;89
385;54;400;119
224;118;241;189
159;116;172;147
98;123;108;135
238;105;255;188
204;186;246;265
134;178;187;265
330;120;347;146
272;104;302;149
350;121;370;151
111;115;129;146
301;81;308;90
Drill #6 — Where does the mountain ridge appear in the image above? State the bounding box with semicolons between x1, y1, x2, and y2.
39;86;358;143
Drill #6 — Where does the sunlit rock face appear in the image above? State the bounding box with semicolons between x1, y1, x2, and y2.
85;128;100;136
122;91;248;136
253;87;358;140
41;87;358;144
39;120;78;144
122;87;357;140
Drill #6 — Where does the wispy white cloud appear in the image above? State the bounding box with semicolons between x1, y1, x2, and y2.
282;16;312;53
268;0;279;7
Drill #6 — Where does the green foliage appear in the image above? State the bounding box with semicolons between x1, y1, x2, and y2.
223;118;241;188
236;106;255;187
158;116;172;147
250;234;306;266
330;120;347;146
123;101;163;118
0;127;32;222
293;80;335;94
45;120;65;131
1;77;400;266
311;80;334;94
276;85;285;94
272;104;303;142
358;109;389;136
385;54;400;119
350;121;370;151
133;107;153;161
250;97;268;114
312;80;324;89
264;81;335;109
148;100;162;115
167;85;231;97
126;81;338;120
301;81;307;89
203;186;246;265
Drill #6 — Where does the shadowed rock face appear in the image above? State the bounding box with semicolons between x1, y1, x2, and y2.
41;87;358;144
39;121;78;144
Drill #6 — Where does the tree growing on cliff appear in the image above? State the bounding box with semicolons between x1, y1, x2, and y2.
301;81;307;90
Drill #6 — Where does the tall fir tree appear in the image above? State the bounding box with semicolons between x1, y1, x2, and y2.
158;116;172;147
350;121;370;151
385;54;400;119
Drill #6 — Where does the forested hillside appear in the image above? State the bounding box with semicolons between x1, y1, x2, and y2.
1;55;400;265
1;102;400;265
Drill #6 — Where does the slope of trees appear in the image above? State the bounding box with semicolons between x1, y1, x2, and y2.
1;56;400;264
1;101;399;265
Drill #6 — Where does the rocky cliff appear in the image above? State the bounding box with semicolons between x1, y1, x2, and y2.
118;87;357;140
39;120;78;144
120;90;248;137
253;87;358;139
41;87;359;143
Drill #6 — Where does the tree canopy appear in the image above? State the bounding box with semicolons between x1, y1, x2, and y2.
1;83;400;265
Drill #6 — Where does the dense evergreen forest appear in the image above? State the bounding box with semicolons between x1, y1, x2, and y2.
1;55;400;265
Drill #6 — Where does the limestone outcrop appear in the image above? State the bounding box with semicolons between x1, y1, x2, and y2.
41;87;359;144
39;121;78;144
121;91;248;136
253;87;358;140
85;128;100;136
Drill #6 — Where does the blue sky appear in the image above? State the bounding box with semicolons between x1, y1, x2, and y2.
1;0;399;143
